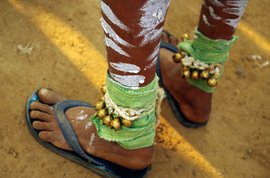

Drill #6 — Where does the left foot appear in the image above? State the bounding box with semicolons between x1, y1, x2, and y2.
29;88;154;170
160;31;212;123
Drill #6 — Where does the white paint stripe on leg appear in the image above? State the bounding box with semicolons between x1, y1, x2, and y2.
202;14;212;26
100;17;133;47
101;1;129;31
110;72;145;88
208;6;222;20
147;43;160;61
209;0;224;7
138;0;170;45
88;133;95;146
109;62;141;74
105;37;130;57
225;1;247;7
139;0;170;30
223;1;248;28
145;56;158;70
140;27;163;46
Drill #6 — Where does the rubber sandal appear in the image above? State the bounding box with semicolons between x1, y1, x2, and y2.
25;91;151;178
157;30;208;128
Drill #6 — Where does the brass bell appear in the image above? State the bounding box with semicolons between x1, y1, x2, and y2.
213;72;220;79
100;85;106;94
208;66;215;72
191;70;199;80
99;96;105;101
182;70;190;79
182;65;189;72
103;115;112;126
207;78;217;87
181;34;190;41
172;53;183;63
95;101;105;111
200;70;209;80
97;109;107;119
122;119;132;127
216;64;223;70
110;118;121;131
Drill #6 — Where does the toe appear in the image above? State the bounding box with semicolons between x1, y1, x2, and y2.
38;131;52;142
38;88;66;105
169;35;179;46
33;121;54;131
30;110;52;121
161;31;169;43
30;102;53;114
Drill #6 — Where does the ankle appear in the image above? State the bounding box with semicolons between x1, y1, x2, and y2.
178;80;212;123
91;75;161;150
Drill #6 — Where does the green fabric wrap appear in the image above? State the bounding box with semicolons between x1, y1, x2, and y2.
178;28;238;93
91;75;158;150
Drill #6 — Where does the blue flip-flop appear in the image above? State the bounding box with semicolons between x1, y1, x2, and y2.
25;91;151;178
157;31;208;128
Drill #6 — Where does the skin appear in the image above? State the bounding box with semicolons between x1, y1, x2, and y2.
104;0;166;86
198;0;248;40
160;33;212;123
29;0;248;172
159;0;248;122
30;88;154;170
30;0;160;171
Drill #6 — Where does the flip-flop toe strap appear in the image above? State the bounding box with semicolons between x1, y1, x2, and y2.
54;100;104;166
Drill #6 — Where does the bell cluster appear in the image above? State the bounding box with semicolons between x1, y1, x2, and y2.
172;34;220;87
95;85;132;131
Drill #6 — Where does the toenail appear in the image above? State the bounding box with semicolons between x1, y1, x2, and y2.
39;132;49;140
30;111;38;117
30;102;37;108
32;121;40;128
39;88;49;96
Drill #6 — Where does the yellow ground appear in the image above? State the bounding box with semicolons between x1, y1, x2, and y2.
0;0;269;178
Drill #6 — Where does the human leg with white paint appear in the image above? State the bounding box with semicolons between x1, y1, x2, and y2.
27;0;169;175
159;0;248;127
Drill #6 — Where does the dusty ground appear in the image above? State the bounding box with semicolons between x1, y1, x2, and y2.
0;0;269;178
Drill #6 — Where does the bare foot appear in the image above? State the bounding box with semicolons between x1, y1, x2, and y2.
29;88;153;170
160;32;212;123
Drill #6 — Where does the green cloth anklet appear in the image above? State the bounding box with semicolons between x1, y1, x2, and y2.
178;28;238;93
91;75;159;150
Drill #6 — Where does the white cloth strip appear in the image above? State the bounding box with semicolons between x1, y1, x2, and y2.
104;86;165;121
105;92;155;121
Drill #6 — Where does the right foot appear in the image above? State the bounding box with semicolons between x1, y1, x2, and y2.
29;88;154;170
160;31;212;123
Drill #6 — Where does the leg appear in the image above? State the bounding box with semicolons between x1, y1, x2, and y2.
160;0;248;124
29;0;169;171
102;0;168;87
